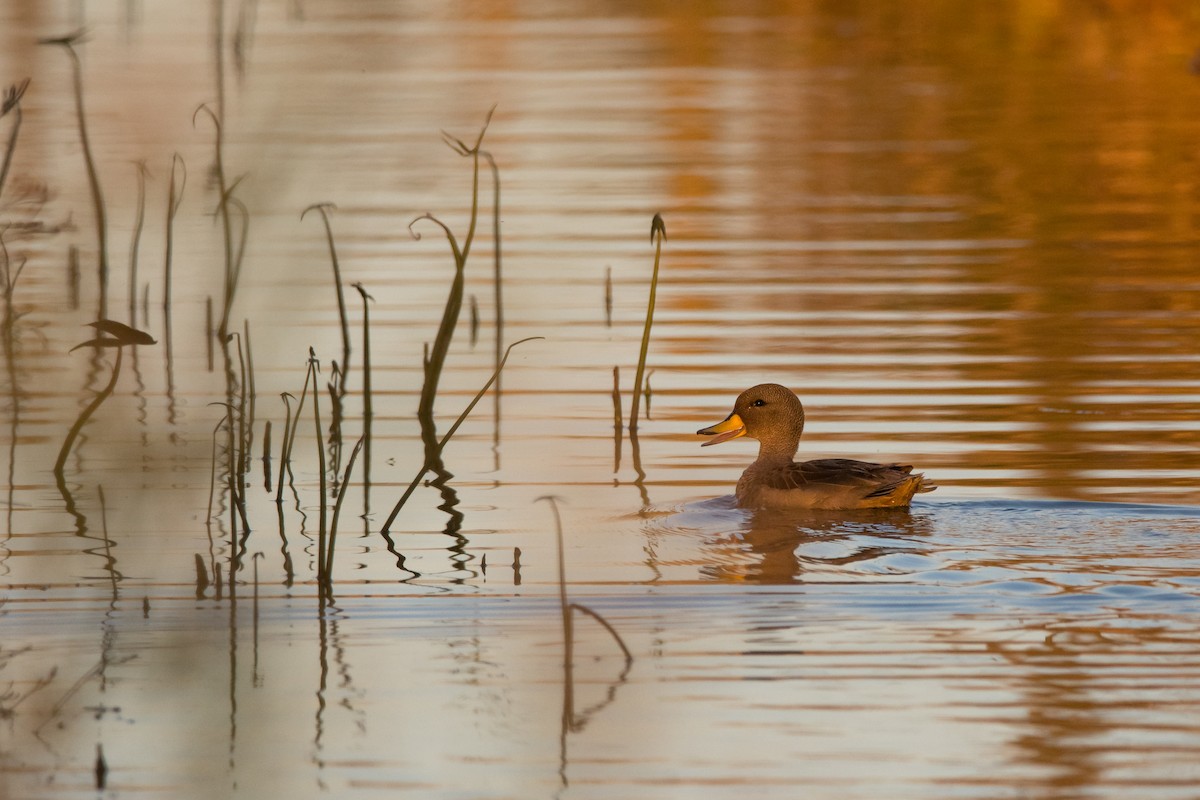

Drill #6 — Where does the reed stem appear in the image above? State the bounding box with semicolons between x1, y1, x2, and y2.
42;36;109;317
629;214;665;434
128;161;148;327
303;203;351;390
325;436;364;589
309;353;327;580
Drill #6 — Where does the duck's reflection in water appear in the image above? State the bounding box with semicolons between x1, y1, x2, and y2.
700;504;934;584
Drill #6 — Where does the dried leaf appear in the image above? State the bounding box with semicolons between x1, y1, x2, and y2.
87;319;156;346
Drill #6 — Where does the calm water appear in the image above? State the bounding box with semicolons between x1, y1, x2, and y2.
4;2;1200;798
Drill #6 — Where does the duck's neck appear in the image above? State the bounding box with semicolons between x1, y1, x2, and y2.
755;438;799;467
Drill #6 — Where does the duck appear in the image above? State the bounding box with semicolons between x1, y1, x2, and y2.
697;383;935;510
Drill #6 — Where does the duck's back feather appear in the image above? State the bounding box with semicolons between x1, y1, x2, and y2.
737;458;936;510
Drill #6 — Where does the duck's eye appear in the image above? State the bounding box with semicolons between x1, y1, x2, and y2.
751;399;766;407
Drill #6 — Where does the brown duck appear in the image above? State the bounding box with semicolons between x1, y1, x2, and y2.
697;383;935;510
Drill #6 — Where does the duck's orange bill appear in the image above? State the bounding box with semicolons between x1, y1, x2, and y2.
697;413;746;446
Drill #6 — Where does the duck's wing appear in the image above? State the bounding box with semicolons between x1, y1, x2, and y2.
762;458;935;502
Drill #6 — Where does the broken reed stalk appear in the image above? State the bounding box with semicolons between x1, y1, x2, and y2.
324;436;364;590
41;35;110;318
380;335;541;533
302;203;351;389
0;78;31;198
629;213;665;434
128;161;148;327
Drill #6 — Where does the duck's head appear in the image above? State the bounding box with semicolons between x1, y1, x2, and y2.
696;383;806;453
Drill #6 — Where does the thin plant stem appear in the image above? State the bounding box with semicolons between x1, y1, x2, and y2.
354;284;374;422
303;203;351;390
354;283;373;523
310;354;327;581
205;296;213;371
611;365;622;473
231;332;247;479
243;318;256;471
274;393;295;504
277;361;312;501
325;436;363;588
482;151;504;461
412;212;464;419
261;419;272;492
164;157;186;430
42;36;109;318
224;190;250;333
128;161;148;327
629;214;665;434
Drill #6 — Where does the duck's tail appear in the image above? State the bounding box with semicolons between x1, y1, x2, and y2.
861;467;935;507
